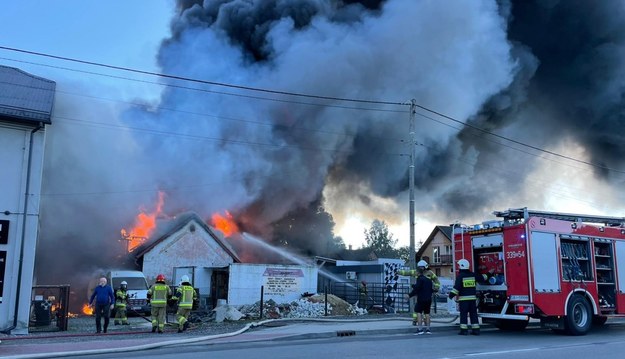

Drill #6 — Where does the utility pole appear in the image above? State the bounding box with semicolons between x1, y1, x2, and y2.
409;99;416;272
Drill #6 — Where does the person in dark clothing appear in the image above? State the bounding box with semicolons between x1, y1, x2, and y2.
449;259;493;336
407;269;434;335
89;277;115;334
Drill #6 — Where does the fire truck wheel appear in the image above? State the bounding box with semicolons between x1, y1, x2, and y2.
592;315;608;326
565;295;592;336
495;319;529;331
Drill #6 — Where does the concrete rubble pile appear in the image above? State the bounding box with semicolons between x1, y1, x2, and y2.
211;294;367;322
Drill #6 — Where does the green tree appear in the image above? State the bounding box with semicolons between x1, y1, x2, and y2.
396;245;412;264
363;219;398;258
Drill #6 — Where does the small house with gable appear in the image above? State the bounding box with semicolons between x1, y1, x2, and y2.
134;212;240;309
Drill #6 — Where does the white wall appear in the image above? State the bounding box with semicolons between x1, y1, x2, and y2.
142;219;234;288
227;263;318;305
0;123;46;334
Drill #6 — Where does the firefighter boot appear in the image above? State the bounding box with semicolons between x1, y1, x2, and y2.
152;326;157;333
471;329;480;336
183;321;190;331
458;329;468;336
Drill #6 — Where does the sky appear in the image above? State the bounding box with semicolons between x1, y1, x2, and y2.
2;0;625;288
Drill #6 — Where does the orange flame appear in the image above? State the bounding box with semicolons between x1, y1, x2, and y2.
121;191;165;252
82;303;93;316
212;211;240;237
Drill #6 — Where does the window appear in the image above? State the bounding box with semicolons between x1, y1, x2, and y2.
433;246;441;263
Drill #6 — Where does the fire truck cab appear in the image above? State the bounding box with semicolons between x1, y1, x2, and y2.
454;208;625;335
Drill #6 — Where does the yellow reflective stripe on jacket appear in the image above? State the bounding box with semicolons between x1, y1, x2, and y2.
458;295;477;301
151;284;169;305
178;285;195;308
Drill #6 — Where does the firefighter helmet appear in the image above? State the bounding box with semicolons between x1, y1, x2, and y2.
120;281;127;289
181;275;190;283
417;260;429;269
458;259;470;270
156;274;166;282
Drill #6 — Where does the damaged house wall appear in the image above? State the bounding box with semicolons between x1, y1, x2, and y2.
135;213;239;306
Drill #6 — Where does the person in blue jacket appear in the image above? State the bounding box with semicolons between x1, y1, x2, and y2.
89;277;115;334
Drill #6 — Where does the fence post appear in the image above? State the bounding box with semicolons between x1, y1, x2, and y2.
260;285;264;319
324;285;328;316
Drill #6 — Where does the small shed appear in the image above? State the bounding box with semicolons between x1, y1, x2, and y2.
134;212;240;309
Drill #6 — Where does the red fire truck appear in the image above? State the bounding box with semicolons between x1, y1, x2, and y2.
453;208;625;335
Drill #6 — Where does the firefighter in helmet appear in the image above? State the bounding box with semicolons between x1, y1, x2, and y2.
399;259;440;325
114;281;130;325
172;275;198;333
358;280;369;309
449;258;492;335
147;274;172;333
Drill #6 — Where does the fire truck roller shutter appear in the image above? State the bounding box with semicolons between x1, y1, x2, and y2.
529;232;560;292
472;235;503;248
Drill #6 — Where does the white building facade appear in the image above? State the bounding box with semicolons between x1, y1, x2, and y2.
0;66;55;334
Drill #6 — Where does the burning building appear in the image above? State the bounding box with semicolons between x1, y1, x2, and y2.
133;212;240;309
133;211;319;308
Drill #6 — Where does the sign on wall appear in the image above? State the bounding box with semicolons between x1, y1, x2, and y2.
228;264;318;305
0;220;8;245
263;267;303;296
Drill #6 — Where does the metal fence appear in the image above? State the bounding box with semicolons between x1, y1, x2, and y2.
324;281;445;314
29;285;71;332
324;281;411;313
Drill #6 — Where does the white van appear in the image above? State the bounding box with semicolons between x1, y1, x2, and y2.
106;270;150;315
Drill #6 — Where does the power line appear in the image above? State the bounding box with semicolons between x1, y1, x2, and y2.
2;46;624;175
0;46;404;106
412;111;624;178
413;105;625;174
0;58;407;113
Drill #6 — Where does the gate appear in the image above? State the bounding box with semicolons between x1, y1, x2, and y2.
29;285;70;332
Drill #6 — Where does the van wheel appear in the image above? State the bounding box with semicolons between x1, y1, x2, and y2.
495;319;529;331
565;295;592;335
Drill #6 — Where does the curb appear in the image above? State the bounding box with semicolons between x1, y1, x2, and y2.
1;316;462;359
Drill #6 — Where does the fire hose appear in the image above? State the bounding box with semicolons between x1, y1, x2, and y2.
126;306;152;323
